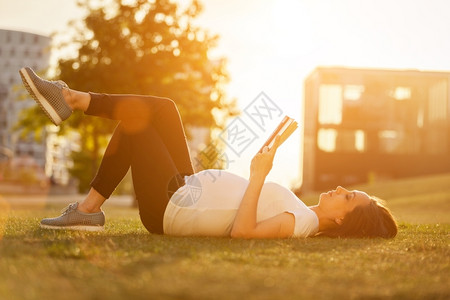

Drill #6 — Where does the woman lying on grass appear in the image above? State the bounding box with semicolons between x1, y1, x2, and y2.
19;67;398;239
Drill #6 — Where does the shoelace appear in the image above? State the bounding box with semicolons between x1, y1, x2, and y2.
61;203;77;215
52;80;68;89
44;78;68;89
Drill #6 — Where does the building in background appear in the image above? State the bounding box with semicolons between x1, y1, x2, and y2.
0;29;50;167
0;29;78;189
302;67;450;192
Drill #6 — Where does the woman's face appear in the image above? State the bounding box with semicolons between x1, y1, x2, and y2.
319;186;371;219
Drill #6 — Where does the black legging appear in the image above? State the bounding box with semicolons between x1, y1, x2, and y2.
85;92;194;234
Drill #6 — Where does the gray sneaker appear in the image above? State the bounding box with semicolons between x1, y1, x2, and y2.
19;67;72;126
40;202;105;231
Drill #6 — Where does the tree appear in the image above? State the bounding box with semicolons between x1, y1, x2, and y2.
17;0;238;192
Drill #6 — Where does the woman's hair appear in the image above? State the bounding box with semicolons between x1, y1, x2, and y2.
321;196;398;239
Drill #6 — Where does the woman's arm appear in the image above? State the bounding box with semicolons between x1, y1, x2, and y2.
230;137;295;239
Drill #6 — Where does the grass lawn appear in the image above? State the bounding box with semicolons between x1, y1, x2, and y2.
1;173;449;300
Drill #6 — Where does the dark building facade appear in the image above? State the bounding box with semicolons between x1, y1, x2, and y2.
302;67;450;192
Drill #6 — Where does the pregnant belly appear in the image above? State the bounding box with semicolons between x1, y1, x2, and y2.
163;201;237;236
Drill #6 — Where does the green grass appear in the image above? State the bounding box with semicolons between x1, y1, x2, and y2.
1;173;449;300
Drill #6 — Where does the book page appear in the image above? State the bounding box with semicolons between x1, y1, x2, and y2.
258;116;298;153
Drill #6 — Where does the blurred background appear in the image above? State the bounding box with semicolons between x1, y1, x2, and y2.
0;0;449;198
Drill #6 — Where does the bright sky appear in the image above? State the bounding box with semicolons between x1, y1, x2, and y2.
1;0;450;188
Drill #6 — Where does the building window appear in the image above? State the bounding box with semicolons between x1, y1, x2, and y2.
428;80;448;124
318;84;342;125
318;128;367;153
391;87;411;100
344;85;365;101
354;130;366;152
318;128;337;152
378;130;400;153
378;130;421;154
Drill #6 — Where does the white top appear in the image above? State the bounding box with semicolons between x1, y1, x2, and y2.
163;170;319;238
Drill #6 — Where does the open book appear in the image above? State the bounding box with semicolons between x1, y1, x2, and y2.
258;116;298;153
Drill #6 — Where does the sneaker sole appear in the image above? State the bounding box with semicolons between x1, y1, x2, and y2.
40;224;104;232
19;68;63;125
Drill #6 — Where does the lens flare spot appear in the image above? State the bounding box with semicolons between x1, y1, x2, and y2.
113;99;152;134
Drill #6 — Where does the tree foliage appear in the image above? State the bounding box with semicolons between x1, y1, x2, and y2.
17;0;238;192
